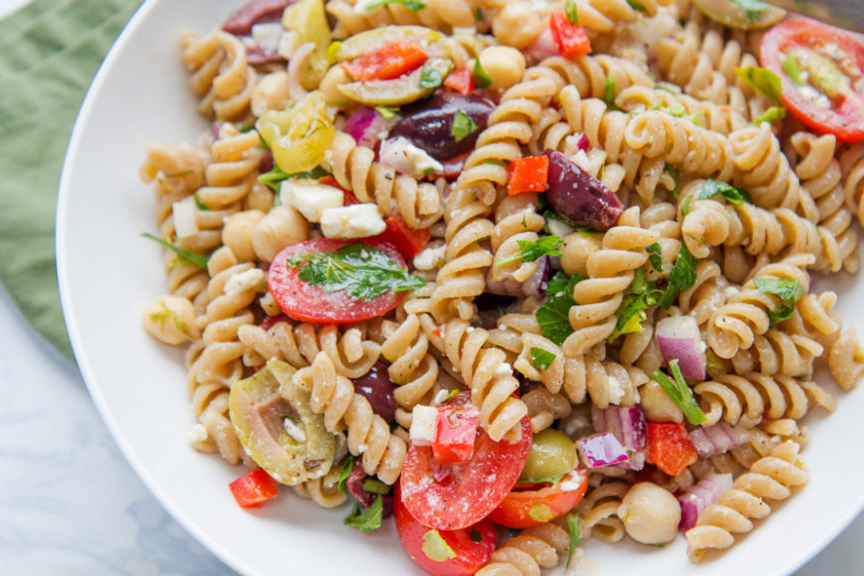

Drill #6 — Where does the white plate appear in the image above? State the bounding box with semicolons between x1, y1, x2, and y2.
56;1;864;575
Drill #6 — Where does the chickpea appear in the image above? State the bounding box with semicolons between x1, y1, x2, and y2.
477;46;526;91
141;295;199;345
223;210;265;262
639;379;684;423
618;482;681;545
252;205;309;262
492;1;543;50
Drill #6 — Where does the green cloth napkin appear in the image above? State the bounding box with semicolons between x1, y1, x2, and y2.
0;0;141;361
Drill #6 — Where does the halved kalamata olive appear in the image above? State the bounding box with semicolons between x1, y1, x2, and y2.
345;460;394;517
352;362;397;422
223;0;295;35
543;149;623;231
389;92;495;160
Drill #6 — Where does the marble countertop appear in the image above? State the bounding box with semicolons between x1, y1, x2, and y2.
1;0;863;573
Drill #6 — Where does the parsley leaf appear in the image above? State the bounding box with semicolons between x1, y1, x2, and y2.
365;0;427;11
344;496;383;533
193;191;209;211
472;58;492;89
649;100;706;126
536;272;581;346
626;0;647;12
530;347;557;370
609;268;662;341
699;179;751;205
664;164;680;198
142;232;209;269
451;110;479;143
497;236;563;267
728;0;772;22
337;455;355;492
545;270;573;296
736;66;783;102
783;54;803;86
752;105;787;125
258;165;329;192
565;0;579;24
753;277;805;325
418;64;444;89
653;359;707;425
603;74;617;108
566;513;582;569
646;242;664;273
659;244;697;309
286;243;425;302
680;194;693;218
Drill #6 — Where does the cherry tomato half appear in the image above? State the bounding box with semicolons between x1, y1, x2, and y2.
268;238;407;324
487;468;588;529
394;482;496;576
400;415;532;531
761;18;864;142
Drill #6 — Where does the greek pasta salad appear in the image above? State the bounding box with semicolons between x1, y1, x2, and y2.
139;0;864;573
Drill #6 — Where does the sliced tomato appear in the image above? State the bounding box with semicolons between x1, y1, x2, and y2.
444;67;475;95
268;238;407;324
229;469;278;509
549;11;592;59
400;415;532;531
487;468;588;529
394;481;496;576
367;214;431;261
341;40;428;82
761;18;864;142
433;406;480;466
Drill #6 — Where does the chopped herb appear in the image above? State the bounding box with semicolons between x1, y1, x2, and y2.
451;110;479;143
418;64;444;89
445;388;461;402
609;268;662;341
337;455;355;492
653;359;707;425
665;164;680;198
472;58;492;89
497;236;563;267
783;54;804;86
736;66;783;102
148;304;193;339
362;478;391;495
566;513;582;569
646;242;664;273
728;0;772;22
626;0;646;12
375;105;398;119
649;100;706;126
422;529;457;561
603;74;617;108
536;272;580;346
530;347;557;370
752;105;787;125
193;191;209;211
142;232;209;269
344;495;383;533
565;0;579;24
286;243;426;302
365;0;427;11
699;179;751;205
258;165;329;192
470;528;484;543
474;6;483;22
680;194;693;218
753;277;805;325
658;244;697;309
545;270;573;296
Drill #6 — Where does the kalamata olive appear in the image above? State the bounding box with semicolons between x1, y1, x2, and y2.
543;149;623;231
222;0;295;35
345;461;394;518
389;92;495;160
352;362;397;422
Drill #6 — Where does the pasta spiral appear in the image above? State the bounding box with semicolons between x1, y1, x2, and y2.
380;314;440;409
475;523;570;576
293;351;407;484
686;441;809;562
577;479;630;542
490;194;545;283
180;29;256;122
324;131;443;229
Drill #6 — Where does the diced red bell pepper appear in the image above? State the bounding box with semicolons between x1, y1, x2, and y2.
341;41;428;82
433;406;480;466
367;215;431;261
549;11;592;59
508;155;549;195
645;422;698;477
229;469;278;509
318;175;360;206
444;67;475;95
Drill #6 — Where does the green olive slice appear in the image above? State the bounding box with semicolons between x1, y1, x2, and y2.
519;428;578;483
329;25;451;63
229;358;335;485
337;58;454;106
692;0;785;30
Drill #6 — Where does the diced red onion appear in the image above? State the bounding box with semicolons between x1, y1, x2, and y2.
577;432;629;468
222;0;294;35
485;256;551;297
677;473;733;531
344;106;392;149
655;315;707;380
612;448;646;472
574;133;590;152
689;423;752;458
591;405;647;452
527;28;558;61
